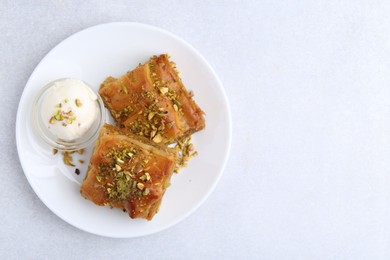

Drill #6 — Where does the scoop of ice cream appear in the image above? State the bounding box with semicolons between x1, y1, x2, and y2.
40;79;98;141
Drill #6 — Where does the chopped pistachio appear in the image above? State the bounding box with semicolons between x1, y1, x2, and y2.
174;136;198;173
62;151;75;167
159;87;169;95
148;112;155;120
64;98;69;103
116;158;124;164
136;182;145;190
143;188;150;196
150;129;157;138
75;98;82;107
49;117;55;124
96;175;102;182
54;110;62;120
152;133;162;143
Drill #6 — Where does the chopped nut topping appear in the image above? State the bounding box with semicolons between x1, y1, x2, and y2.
159;87;169;95
148;112;155;121
152;133;162;143
143;188;150;196
51;99;81;126
58;149;85;169
98;147;155;201
116;158;124;164
174;136;198;173
54;110;62;121
75;98;82;107
150;129;157;138
136;182;145;190
62;151;75;167
107;172;133;200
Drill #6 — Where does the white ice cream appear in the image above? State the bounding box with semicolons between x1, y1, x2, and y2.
40;79;98;141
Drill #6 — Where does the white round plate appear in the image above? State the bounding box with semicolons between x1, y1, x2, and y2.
16;22;231;238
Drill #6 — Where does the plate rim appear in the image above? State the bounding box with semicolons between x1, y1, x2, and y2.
15;22;232;238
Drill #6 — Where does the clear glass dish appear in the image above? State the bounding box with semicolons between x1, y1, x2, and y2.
32;78;105;151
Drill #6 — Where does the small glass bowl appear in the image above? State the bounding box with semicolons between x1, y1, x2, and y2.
32;78;105;151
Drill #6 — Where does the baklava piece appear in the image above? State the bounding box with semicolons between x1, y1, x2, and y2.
99;54;205;144
80;124;177;220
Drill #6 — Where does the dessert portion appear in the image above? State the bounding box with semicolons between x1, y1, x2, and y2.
99;54;205;144
80;124;178;220
39;79;100;141
80;54;205;220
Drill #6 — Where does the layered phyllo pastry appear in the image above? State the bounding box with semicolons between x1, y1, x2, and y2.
99;54;205;144
80;124;177;220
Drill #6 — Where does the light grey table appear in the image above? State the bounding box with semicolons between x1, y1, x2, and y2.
2;1;390;259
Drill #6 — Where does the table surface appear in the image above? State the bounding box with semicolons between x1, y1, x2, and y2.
2;1;390;259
